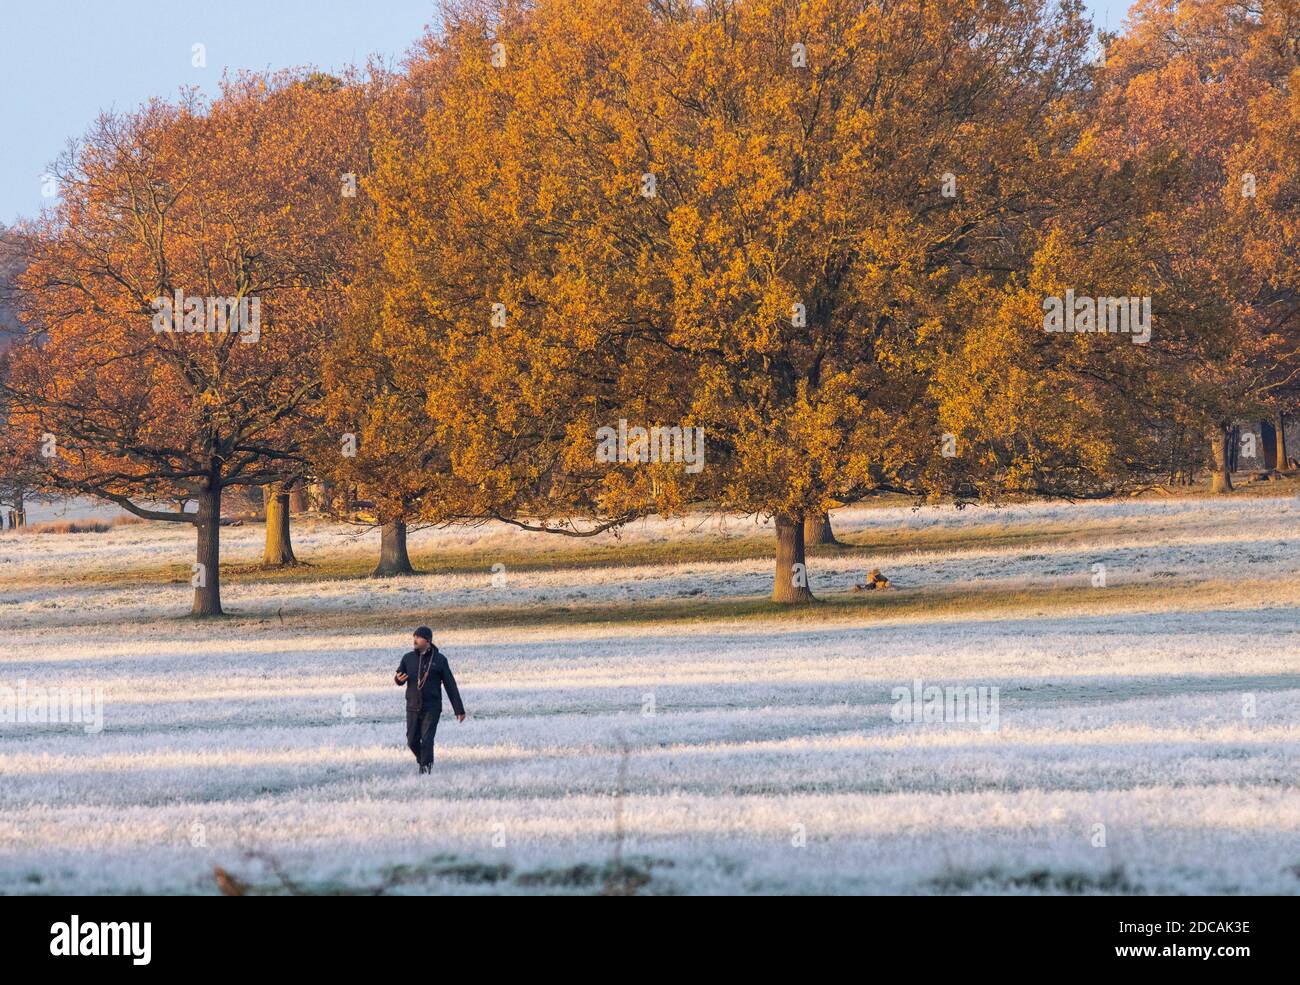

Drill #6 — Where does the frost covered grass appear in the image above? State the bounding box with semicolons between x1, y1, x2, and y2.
1;496;1299;894
5;486;1300;590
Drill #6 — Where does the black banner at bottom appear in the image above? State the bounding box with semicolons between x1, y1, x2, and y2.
0;894;1287;972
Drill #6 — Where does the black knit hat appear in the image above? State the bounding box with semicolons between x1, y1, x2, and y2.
414;626;433;642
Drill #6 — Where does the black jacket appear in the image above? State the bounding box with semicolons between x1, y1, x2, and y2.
394;646;465;715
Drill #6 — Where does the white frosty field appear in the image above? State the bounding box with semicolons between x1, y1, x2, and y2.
1;496;1299;894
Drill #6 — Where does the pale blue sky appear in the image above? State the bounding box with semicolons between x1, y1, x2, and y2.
0;0;1134;226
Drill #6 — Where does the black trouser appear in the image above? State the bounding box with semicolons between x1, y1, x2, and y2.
406;707;441;767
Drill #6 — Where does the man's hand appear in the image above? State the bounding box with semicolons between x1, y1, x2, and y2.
396;672;408;683
456;713;465;723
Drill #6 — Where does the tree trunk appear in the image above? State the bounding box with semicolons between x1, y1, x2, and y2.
307;480;332;512
13;485;24;528
372;519;415;577
1260;420;1278;470
262;485;297;566
288;480;307;514
772;513;815;603
192;484;224;616
1208;425;1233;494
803;510;842;546
1278;412;1290;472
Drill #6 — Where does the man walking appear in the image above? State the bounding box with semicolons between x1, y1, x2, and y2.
394;627;466;773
